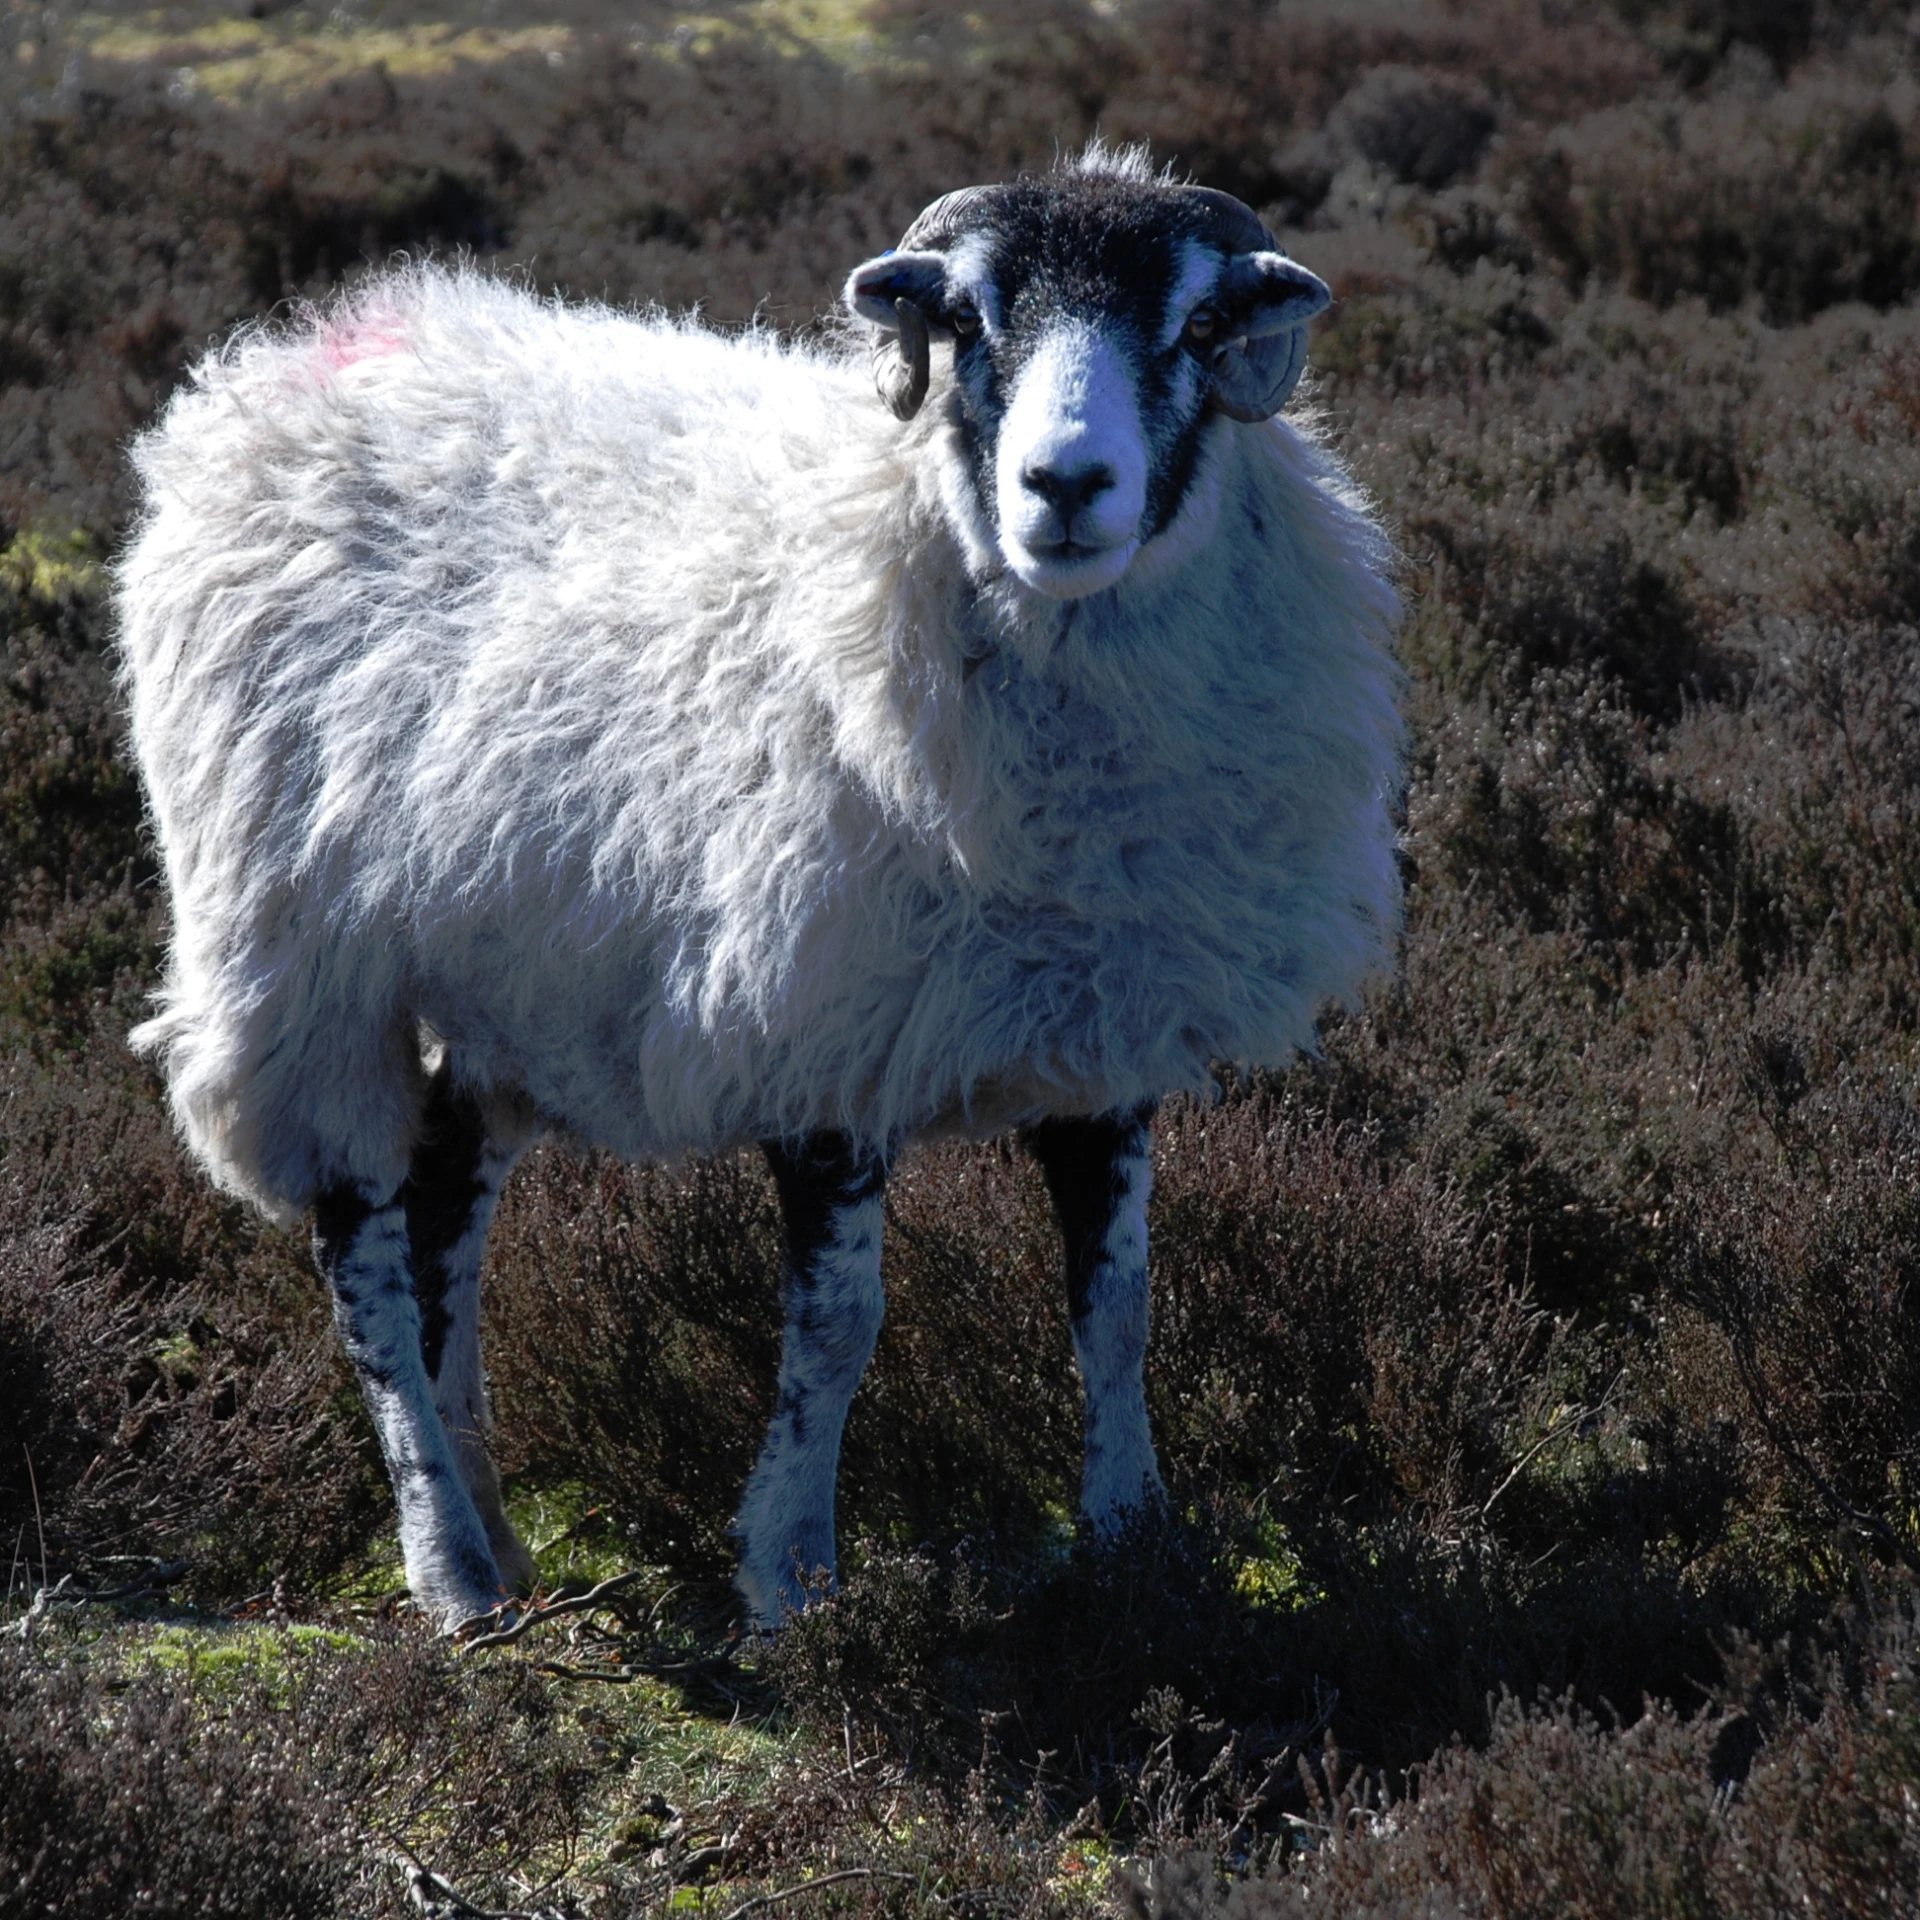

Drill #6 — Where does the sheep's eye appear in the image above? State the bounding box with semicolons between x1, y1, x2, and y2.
1184;307;1220;347
949;305;982;339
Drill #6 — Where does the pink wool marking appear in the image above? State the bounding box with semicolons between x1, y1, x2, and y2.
316;316;409;370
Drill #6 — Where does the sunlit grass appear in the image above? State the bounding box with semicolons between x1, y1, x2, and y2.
75;14;575;101
502;1478;633;1591
51;0;976;101
123;1619;367;1699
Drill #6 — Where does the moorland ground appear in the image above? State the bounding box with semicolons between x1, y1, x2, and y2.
6;1;1920;1914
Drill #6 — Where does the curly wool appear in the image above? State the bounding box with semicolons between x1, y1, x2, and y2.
117;265;1402;1224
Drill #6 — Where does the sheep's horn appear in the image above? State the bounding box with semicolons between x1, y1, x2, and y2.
865;187;1003;421
1177;184;1277;255
1209;328;1309;423
1176;184;1322;422
875;296;930;421
898;184;1002;252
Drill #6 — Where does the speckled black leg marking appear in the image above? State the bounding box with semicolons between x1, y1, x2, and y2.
1025;1102;1165;1532
393;1060;538;1594
734;1132;890;1625
312;1165;503;1626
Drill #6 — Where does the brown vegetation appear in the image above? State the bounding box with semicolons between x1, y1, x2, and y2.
6;0;1920;1911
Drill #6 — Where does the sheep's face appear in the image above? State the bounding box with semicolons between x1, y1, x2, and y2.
847;165;1330;601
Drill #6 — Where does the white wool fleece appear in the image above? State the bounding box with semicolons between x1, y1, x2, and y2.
117;266;1403;1224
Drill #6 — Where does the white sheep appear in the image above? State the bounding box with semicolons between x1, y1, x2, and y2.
115;145;1403;1628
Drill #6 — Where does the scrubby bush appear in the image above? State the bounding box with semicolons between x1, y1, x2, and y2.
1513;75;1920;322
0;1061;388;1599
1122;1600;1920;1920
0;1625;593;1920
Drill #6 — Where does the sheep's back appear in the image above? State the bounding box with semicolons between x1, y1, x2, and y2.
116;269;904;1203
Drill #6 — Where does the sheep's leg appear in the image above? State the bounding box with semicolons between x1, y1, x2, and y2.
311;1063;532;1628
314;1181;505;1628
1026;1103;1166;1533
733;1133;889;1626
402;1064;538;1597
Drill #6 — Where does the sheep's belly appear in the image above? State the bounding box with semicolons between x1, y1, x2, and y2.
419;871;1359;1156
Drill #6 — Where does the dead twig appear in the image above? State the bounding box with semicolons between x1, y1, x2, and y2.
722;1867;921;1920
6;1560;190;1636
533;1658;643;1684
459;1571;646;1651
24;1447;46;1596
390;1842;570;1920
1480;1369;1626;1522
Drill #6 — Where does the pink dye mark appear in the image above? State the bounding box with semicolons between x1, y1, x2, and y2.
315;313;409;371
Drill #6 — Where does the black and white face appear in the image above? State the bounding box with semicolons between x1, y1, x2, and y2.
847;167;1331;600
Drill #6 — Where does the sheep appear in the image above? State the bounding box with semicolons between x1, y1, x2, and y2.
114;144;1403;1630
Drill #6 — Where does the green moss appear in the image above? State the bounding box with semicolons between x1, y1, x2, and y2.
1232;1524;1320;1615
0;531;105;614
126;1621;367;1703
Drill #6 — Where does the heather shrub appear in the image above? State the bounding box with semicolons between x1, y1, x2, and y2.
1122;1599;1920;1919
758;1505;1761;1791
483;1146;788;1573
0;530;155;1037
0;1049;386;1598
0;1624;593;1920
487;1133;1100;1570
1507;49;1920;322
1616;0;1819;81
1146;1098;1549;1538
1274;64;1499;218
1668;1116;1920;1569
1;1637;374;1919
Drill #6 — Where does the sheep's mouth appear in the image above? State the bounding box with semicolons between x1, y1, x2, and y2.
1006;533;1140;600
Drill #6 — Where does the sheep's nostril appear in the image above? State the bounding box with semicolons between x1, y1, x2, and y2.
1022;461;1117;523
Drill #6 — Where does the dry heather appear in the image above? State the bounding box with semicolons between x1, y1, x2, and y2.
7;0;1920;1912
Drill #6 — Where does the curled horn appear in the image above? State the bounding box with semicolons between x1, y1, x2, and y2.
898;184;1002;252
865;184;1004;420
1178;184;1277;256
875;298;930;422
1177;185;1319;423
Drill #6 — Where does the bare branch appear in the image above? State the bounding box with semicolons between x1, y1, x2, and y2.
722;1867;921;1920
458;1571;646;1652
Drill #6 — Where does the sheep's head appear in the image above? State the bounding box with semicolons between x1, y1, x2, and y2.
846;152;1330;601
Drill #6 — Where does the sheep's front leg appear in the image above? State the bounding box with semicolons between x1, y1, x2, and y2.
402;1063;539;1597
734;1133;888;1626
1026;1103;1166;1532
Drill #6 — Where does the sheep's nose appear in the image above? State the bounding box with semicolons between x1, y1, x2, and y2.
1021;460;1117;522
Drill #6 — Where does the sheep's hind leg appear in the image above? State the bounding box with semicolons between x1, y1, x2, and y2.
314;1181;504;1628
1025;1103;1166;1534
312;1063;533;1628
402;1062;539;1597
733;1133;888;1627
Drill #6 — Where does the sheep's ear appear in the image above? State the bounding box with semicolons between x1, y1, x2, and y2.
1209;252;1331;423
844;250;948;328
846;250;947;420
